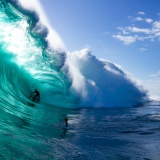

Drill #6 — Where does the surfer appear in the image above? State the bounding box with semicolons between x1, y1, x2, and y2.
30;89;40;102
64;118;68;127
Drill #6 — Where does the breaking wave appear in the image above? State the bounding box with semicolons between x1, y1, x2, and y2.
0;0;148;120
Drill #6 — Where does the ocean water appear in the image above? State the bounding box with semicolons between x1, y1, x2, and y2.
1;103;160;160
0;0;159;159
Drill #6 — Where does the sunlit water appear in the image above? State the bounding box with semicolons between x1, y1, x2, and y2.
1;103;160;160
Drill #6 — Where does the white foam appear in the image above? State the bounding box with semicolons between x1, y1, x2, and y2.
18;0;65;52
65;49;148;107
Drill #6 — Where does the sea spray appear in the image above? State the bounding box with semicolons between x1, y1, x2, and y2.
65;49;148;107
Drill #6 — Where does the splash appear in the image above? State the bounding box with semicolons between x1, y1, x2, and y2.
65;49;148;107
0;0;148;117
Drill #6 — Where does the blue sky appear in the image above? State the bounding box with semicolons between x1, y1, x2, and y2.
40;0;160;98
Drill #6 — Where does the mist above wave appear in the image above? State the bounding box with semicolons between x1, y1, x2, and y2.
64;49;148;107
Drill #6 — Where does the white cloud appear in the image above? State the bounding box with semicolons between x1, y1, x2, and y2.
154;32;160;37
152;21;160;36
136;35;154;41
113;14;160;45
112;35;136;45
127;26;151;34
153;21;160;29
134;17;143;21
117;27;129;34
138;12;145;15
113;26;156;44
145;18;153;23
113;26;155;45
140;48;147;51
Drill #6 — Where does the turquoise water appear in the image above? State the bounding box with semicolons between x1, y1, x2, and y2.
0;1;157;159
0;0;76;116
0;1;76;158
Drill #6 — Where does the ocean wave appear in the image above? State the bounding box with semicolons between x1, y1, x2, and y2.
0;0;148;118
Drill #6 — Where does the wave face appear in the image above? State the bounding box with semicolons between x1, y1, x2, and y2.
0;0;148;118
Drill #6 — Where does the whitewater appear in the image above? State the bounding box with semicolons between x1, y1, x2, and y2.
0;0;160;160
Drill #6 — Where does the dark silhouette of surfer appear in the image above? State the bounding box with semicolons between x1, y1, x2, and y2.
64;117;68;127
60;118;69;138
30;89;40;102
